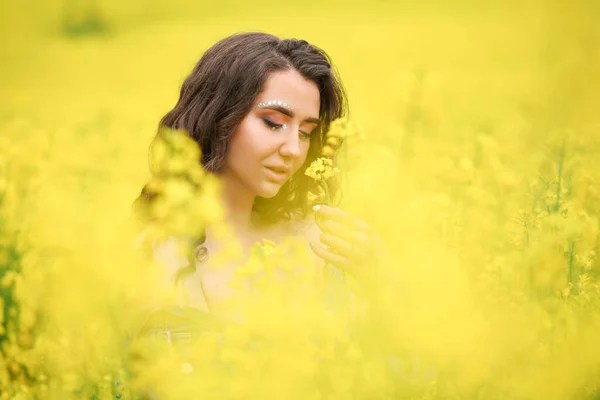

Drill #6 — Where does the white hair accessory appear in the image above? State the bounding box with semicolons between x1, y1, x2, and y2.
256;99;294;111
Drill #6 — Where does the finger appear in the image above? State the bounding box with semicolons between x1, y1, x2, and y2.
309;241;350;268
320;232;353;257
313;204;349;224
313;205;369;230
315;218;358;245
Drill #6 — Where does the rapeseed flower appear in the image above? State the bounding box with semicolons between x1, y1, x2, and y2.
304;157;339;183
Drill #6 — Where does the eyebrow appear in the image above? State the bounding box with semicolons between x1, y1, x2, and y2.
259;105;320;125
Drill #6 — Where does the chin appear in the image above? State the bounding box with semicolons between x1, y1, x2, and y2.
257;188;281;199
256;181;284;199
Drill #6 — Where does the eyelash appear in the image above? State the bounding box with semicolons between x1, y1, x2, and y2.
262;118;311;140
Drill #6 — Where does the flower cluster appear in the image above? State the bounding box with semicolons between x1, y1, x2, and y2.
305;157;340;205
321;117;364;158
305;157;340;182
235;239;278;278
304;117;358;206
140;127;224;238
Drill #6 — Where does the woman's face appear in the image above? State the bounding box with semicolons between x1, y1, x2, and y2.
222;69;321;199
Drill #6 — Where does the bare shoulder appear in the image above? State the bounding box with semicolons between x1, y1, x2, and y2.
135;230;191;279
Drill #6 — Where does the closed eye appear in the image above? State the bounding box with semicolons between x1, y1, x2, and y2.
262;117;283;130
299;130;311;140
263;118;311;140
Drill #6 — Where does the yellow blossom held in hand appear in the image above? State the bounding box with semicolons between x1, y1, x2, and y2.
305;157;339;182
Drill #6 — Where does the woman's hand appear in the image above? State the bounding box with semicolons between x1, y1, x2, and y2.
309;205;386;282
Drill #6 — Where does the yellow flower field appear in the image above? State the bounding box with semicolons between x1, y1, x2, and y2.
1;1;599;398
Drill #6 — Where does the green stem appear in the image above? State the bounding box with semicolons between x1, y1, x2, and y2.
554;139;565;213
320;181;331;205
568;241;576;285
318;180;344;302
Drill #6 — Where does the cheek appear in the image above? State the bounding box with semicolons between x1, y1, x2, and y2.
301;141;311;161
227;120;271;166
292;142;311;172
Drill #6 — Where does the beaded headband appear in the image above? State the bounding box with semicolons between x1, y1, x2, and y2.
255;99;294;111
255;99;293;130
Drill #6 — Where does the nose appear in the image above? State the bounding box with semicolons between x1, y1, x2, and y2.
278;125;302;159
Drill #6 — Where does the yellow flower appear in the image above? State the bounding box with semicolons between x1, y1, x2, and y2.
305;157;339;182
1;271;16;288
235;239;279;281
326;118;347;139
321;145;335;158
326;117;365;142
150;127;202;175
247;239;278;262
319;117;364;158
257;239;276;257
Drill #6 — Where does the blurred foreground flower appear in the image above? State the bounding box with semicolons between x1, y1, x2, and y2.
134;127;224;240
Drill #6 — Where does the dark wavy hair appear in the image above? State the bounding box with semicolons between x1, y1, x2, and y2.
136;32;347;263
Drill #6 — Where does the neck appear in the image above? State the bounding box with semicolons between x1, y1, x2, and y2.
219;173;257;234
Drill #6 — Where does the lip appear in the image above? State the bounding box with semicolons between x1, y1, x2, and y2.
265;165;291;174
264;166;289;182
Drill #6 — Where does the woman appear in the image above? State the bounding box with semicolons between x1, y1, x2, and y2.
134;32;380;339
